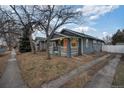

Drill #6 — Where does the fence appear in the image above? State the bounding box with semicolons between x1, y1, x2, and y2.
102;45;124;53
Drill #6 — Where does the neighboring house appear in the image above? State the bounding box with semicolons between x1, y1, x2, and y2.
50;29;104;57
116;43;124;45
0;48;6;54
0;38;6;54
0;38;7;47
34;37;46;51
0;42;6;54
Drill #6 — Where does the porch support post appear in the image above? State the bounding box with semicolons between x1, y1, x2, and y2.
39;41;42;51
67;38;71;58
58;45;61;56
78;38;81;55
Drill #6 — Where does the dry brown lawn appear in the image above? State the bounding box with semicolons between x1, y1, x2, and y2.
0;51;10;77
17;52;106;88
63;54;113;88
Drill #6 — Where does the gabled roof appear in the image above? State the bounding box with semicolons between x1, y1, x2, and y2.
50;32;70;40
60;29;104;42
35;37;46;41
36;28;104;43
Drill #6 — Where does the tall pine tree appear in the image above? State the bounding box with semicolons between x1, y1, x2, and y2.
112;29;124;45
19;29;31;53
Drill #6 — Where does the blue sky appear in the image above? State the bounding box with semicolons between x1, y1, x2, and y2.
69;5;124;39
87;5;124;39
33;5;124;40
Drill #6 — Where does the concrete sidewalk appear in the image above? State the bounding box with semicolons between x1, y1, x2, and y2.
85;55;121;88
0;49;27;88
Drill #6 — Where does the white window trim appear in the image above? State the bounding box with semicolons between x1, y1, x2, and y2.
86;39;88;48
93;40;97;44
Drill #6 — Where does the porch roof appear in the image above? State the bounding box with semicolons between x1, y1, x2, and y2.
35;37;46;41
50;32;71;41
50;28;104;43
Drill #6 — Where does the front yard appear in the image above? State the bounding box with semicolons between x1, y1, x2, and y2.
62;54;114;88
0;51;10;77
112;54;124;87
17;52;106;87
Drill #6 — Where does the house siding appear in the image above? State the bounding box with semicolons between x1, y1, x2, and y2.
78;38;82;55
49;38;79;57
50;38;103;56
82;38;103;54
49;29;104;57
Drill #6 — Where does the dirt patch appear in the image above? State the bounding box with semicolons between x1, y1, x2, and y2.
0;51;10;78
17;52;105;88
62;54;114;88
112;54;124;87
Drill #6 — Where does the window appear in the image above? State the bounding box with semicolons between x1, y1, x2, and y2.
71;38;78;47
60;39;63;46
93;40;97;44
86;39;88;48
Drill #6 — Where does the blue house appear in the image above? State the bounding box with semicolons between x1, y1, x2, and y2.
49;29;104;57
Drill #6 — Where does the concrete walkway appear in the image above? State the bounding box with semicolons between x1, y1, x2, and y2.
85;55;121;88
0;49;27;88
41;54;111;88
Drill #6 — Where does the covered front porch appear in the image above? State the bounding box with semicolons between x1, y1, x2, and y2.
49;37;82;57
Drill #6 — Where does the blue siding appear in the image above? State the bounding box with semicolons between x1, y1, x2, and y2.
78;38;81;55
83;39;94;54
83;39;102;54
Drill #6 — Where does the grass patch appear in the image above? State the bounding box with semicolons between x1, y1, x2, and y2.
0;51;10;77
112;54;124;87
17;52;104;88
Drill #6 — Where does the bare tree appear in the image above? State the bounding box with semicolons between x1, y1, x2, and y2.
10;5;38;53
34;5;82;59
0;5;82;59
103;35;112;45
0;6;20;50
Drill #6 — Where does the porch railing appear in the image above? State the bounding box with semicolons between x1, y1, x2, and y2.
49;46;78;56
71;47;78;56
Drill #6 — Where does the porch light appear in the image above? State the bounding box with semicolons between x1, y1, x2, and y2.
60;38;63;41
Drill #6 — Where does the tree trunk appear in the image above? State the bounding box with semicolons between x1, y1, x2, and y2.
8;44;12;51
29;34;36;54
46;37;51;59
34;41;38;52
3;33;11;51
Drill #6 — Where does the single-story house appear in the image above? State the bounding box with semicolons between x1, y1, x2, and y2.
0;45;6;54
116;43;124;45
49;29;104;57
0;39;6;54
0;48;6;54
34;37;46;51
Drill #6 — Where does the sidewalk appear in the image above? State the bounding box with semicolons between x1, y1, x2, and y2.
85;55;121;88
0;49;27;88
